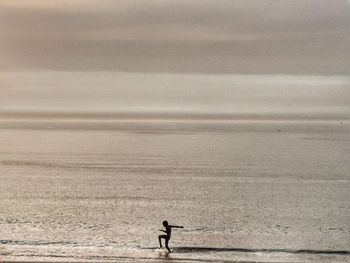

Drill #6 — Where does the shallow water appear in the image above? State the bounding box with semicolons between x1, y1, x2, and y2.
0;120;349;262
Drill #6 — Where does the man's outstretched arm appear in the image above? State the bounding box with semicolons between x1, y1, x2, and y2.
170;225;184;228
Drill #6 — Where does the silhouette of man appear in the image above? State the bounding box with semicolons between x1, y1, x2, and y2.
158;220;183;252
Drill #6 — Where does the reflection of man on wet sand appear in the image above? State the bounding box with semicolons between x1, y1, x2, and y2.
158;220;184;252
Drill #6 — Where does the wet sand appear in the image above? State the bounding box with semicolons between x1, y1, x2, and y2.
0;120;349;262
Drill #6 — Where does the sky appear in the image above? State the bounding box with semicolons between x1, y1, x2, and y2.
0;0;349;117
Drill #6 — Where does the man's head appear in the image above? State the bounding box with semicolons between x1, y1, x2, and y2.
163;220;168;227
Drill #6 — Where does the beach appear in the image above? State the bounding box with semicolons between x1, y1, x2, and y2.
0;119;349;262
1;0;350;261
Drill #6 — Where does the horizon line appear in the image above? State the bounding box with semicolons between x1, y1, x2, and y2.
1;110;349;122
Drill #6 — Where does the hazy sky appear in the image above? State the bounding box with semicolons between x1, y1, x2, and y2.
1;0;350;74
0;0;349;116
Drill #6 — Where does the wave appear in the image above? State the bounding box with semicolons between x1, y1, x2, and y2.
3;240;349;255
144;246;350;255
0;239;78;246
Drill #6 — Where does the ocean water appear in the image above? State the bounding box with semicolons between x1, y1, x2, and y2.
0;120;349;262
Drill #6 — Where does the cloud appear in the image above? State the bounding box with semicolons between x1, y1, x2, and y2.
1;71;349;116
0;0;349;74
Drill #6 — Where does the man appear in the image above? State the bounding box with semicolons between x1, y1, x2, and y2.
158;220;184;252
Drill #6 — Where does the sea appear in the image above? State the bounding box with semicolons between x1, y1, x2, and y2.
0;119;349;262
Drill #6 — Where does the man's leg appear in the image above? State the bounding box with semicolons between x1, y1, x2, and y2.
158;235;166;248
165;238;171;253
